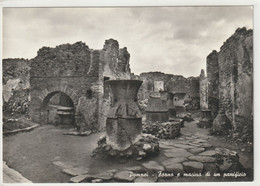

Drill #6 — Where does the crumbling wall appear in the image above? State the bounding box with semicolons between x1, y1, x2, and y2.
166;76;199;99
30;42;100;129
206;28;253;139
206;50;219;118
137;72;170;100
2;59;31;114
218;28;253;130
4;39;131;131
136;72;199;109
199;69;208;110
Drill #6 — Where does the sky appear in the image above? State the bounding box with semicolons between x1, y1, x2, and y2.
3;7;253;77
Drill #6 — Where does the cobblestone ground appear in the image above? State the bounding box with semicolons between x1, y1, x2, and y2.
3;120;253;183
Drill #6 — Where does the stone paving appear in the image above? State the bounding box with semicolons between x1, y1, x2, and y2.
51;132;223;183
4;122;250;183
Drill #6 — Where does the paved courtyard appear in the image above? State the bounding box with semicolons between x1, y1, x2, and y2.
3;120;253;183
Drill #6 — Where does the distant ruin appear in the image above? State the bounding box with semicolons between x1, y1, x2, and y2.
132;72;200;110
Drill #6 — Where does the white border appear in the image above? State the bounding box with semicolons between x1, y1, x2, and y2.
0;0;259;186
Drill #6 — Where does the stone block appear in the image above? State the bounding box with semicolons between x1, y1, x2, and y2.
183;161;204;173
142;161;164;171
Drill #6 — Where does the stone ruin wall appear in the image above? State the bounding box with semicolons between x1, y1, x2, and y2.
136;72;171;100
2;58;31;114
199;69;208;110
3;39;131;131
30;42;100;130
98;39;131;130
218;28;253;130
206;50;219;118
134;72;200;109
166;75;200;99
205;28;253;131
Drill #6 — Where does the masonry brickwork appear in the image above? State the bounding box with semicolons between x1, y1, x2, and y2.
3;39;131;131
199;69;208;110
2;59;31;114
204;27;253;137
133;72;200;108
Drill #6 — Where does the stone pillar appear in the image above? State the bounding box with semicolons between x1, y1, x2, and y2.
207;50;219;119
212;106;232;135
106;80;143;150
199;69;208;110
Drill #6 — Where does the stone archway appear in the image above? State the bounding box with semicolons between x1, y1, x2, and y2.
39;85;78;107
32;85;79;125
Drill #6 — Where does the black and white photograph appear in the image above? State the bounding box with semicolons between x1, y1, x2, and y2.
1;1;257;184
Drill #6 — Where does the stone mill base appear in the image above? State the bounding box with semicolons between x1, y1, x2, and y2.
92;134;159;160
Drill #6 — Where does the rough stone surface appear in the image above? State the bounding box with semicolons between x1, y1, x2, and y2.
106;80;142;150
91;179;103;183
52;161;73;169
134;72;199;107
171;143;196;149
199;143;213;148
2;59;31;115
215;148;245;173
199;69;208;110
212;108;232;135
183;161;204;173
218;28;253;128
189;148;205;154
92;133;159;159
91;173;114;181
62;167;89;176
163;163;184;174
20;39;131;132
162;157;187;165
188;156;215;163
198;150;216;156
206;50;219;119
124;166;143;171
142;161;164;171
159;141;177;149
70;174;91;183
143;121;181;139
164;148;193;158
205;28;253;139
114;171;135;182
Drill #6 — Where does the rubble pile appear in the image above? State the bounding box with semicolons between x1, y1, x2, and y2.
177;112;193;122
4;89;30;114
92;134;159;160
138;99;148;113
215;148;245;173
3;116;34;133
143;121;181;139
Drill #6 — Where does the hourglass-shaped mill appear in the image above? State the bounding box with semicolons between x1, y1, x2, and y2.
106;80;143;150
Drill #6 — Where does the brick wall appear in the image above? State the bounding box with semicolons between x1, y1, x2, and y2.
205;27;253;133
28;39;131;131
135;72;199;105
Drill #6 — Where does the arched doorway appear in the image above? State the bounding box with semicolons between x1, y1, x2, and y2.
41;91;75;126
